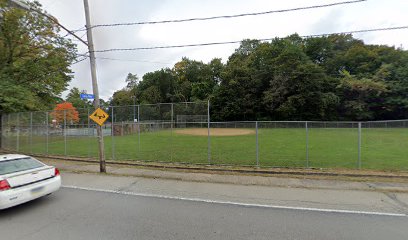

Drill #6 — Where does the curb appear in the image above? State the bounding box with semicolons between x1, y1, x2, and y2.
56;166;408;194
31;154;408;180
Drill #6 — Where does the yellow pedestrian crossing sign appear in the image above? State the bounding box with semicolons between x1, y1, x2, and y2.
89;108;109;126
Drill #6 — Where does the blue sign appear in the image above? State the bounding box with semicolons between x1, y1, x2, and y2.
80;93;95;100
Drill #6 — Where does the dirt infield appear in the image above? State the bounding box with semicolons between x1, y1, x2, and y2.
175;128;255;136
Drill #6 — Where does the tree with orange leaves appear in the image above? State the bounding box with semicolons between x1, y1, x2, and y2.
51;102;80;124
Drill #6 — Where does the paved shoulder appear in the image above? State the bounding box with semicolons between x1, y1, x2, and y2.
61;172;408;216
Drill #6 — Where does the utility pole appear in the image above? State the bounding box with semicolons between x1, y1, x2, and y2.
83;0;106;173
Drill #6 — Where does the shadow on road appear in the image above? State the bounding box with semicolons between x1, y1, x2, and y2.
0;195;56;218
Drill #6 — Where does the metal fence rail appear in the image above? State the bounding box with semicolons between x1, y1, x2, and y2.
1;102;407;171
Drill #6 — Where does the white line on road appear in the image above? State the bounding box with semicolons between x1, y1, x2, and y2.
62;185;407;218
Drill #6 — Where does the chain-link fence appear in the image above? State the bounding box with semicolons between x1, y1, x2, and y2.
1;103;407;171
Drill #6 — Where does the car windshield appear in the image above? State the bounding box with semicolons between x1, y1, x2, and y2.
0;157;45;175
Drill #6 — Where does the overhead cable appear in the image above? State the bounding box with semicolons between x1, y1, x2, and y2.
72;57;88;65
93;25;408;53
90;0;366;29
96;57;172;64
27;7;88;46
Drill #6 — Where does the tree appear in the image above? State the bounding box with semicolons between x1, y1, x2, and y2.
213;37;339;121
136;68;175;103
116;34;408;121
110;73;140;107
50;102;80;124
211;42;259;120
125;73;138;89
65;87;92;123
261;37;339;120
110;89;133;106
337;71;387;120
66;87;92;109
374;49;408;119
140;86;162;104
0;0;77;113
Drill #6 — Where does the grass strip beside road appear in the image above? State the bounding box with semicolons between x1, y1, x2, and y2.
11;128;408;171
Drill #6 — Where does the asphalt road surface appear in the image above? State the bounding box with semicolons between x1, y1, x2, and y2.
1;187;407;240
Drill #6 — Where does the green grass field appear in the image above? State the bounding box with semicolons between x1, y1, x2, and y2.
7;128;408;171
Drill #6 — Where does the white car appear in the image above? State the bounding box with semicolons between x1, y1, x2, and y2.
0;154;61;210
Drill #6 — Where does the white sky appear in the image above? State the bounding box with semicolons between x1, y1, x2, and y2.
34;0;408;100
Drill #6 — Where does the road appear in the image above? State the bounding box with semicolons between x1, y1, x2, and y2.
1;173;408;240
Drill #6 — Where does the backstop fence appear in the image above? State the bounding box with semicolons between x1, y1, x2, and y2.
1;102;407;171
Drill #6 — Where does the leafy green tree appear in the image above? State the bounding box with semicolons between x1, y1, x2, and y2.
0;0;76;113
109;73;140;109
110;34;408;121
65;87;93;123
125;73;138;89
305;35;407;120
305;34;364;75
173;57;221;102
337;71;387;120
380;50;408;119
343;44;380;76
110;89;133;106
66;87;92;109
261;38;339;120
213;36;339;121
211;43;260;120
140;86;162;104
127;58;223;104
139;68;175;103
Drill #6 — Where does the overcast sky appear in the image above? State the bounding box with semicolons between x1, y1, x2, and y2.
33;0;408;101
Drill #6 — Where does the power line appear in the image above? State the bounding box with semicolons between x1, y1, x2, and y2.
90;0;367;29
26;6;88;46
77;52;89;57
4;1;88;45
96;57;172;64
75;55;175;64
93;26;408;53
69;31;88;42
304;25;408;37
71;27;87;33
63;27;87;38
72;57;88;65
79;32;88;39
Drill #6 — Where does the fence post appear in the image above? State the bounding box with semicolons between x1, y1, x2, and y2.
87;107;91;158
207;100;211;164
16;113;20;152
121;121;124;136
7;114;10;149
64;110;67;156
30;112;33;154
306;121;309;168
138;105;141;154
256;121;259;167
133;102;136;123
171;103;174;162
111;106;115;160
46;112;49;155
358;122;362;169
